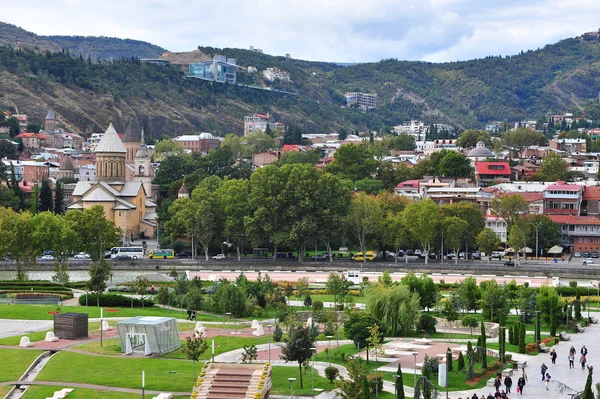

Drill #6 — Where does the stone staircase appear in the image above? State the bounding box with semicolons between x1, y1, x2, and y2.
192;363;272;399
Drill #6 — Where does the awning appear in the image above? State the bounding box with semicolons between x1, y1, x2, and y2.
520;247;533;253
547;245;564;254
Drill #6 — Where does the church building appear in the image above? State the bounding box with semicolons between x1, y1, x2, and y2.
67;123;157;242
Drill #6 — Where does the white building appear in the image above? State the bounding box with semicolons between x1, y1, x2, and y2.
485;213;507;242
394;120;426;140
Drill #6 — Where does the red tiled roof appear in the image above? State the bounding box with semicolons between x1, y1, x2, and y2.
547;215;600;225
475;161;511;176
544;183;583;191
396;179;420;189
583;186;600;200
281;144;304;152
15;133;46;139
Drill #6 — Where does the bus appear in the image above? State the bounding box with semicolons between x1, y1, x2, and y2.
110;246;144;259
147;249;175;259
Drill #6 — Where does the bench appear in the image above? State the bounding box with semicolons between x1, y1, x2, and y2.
589;317;598;324
538;343;549;353
575;323;586;333
560;331;571;341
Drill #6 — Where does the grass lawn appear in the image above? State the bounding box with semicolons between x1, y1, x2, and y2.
270;366;332;396
313;343;386;374
37;351;196;392
0;349;42;382
0;304;224;321
162;334;286;360
20;386;191;399
0;387;11;397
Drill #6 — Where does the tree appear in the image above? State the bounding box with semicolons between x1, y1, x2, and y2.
153;138;185;161
455;276;481;313
402;199;439;264
395;363;405;399
581;371;594;399
400;272;439;310
381;211;411;264
157;287;171;310
438;151;473;178
87;260;110;306
38;179;53;212
338;127;348;141
507;225;526;265
181;335;208;380
365;283;421;336
502;128;548;156
347;192;382;261
326;272;352;310
336;357;365;399
461;315;478;336
31;211;76;283
216;179;250;261
522;214;559;255
391;134;416;151
441;202;485;251
325;144;378;181
53;181;64;214
241;344;258;363
378;271;393;287
480;280;508;322
476;228;500;264
441;297;459;339
491;194;528;229
531;152;568;181
0;208;34;280
134;276;150;307
457;130;492;149
325;366;339;383
444;217;468;265
480;322;487;368
280;326;315;388
296;277;310;300
344;311;383;356
314;172;351;261
64;206;121;262
414;376;438;399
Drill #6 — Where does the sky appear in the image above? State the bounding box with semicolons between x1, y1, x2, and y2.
3;0;600;63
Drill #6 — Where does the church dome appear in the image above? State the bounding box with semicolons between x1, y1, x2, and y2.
135;147;150;158
468;141;494;158
95;123;127;153
123;119;142;143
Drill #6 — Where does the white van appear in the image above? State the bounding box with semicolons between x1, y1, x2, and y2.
347;270;361;284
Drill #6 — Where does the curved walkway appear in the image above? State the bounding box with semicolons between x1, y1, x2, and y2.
0;380;190;396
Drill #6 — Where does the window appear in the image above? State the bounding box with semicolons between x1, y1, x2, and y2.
579;238;583;243
585;238;589;243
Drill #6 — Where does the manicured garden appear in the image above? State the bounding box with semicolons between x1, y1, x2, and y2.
21;386;190;399
0;349;42;382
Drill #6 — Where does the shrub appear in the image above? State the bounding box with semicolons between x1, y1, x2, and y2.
273;323;283;342
312;301;324;311
324;366;339;383
458;351;465;371
420;314;437;333
525;343;537;353
569;281;578;288
367;374;383;394
422;355;440;376
78;293;154;307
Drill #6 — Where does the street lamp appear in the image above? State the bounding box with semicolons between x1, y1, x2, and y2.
446;348;451;399
225;312;231;349
288;377;296;399
310;346;317;397
412;352;418;392
531;221;542;261
326;336;333;367
393;374;401;399
268;325;273;363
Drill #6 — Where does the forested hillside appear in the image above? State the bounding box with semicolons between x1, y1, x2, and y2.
1;22;600;136
44;36;166;60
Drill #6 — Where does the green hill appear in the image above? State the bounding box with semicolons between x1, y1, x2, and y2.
42;36;166;60
1;22;600;137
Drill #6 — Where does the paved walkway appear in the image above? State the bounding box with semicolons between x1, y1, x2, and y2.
0;380;191;396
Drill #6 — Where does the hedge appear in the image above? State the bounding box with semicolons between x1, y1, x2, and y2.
0;285;72;291
78;293;154;307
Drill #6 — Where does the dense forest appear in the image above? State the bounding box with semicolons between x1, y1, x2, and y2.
2;21;600;136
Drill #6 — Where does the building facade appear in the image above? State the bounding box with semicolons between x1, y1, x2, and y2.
345;92;377;109
189;55;238;84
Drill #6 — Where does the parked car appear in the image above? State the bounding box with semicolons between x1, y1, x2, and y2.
447;252;457;259
491;251;505;259
43;250;54;256
405;249;414;256
378;251;395;259
574;252;582;258
592;252;599;258
583;252;591;258
583;259;595;265
212;253;226;260
41;254;55;261
311;253;328;261
414;249;422;256
504;260;515;267
472;251;481;260
176;251;193;258
352;251;375;262
115;254;131;260
74;252;91;260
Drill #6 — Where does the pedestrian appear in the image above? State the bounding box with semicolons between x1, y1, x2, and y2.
521;367;528;382
569;353;575;369
494;391;501;398
487;393;494;399
500;390;507;399
504;374;512;393
517;376;526;395
494;375;502;392
541;362;548;381
550;348;557;364
191;310;197;321
581;345;588;357
545;372;551;390
581;354;587;370
570;345;576;356
186;309;192;320
471;394;478;399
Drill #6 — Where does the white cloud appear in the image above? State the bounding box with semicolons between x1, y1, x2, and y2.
2;0;600;62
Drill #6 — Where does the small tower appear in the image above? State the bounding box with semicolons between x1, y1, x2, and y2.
133;128;153;196
58;156;75;180
45;109;57;131
178;183;189;199
122;119;142;163
95;123;127;182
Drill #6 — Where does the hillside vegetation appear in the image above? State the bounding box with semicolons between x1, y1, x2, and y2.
1;22;600;136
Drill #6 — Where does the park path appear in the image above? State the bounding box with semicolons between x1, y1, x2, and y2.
0;380;190;396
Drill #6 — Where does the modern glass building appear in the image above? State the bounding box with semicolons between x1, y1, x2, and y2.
189;55;238;84
116;316;180;356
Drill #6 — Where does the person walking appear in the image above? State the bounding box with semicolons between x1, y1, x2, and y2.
494;375;502;392
581;354;587;370
545;372;551;390
541;363;548;381
521;367;528;382
569;353;575;369
504;374;512;393
517;376;526;395
570;345;576;356
581;345;588;357
550;348;557;364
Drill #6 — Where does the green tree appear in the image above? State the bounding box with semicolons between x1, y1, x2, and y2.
391;134;416;151
181;335;208;380
402;199;439;264
502;128;548;156
64;206;121;262
455;276;481;313
314;172;351;261
156;286;171;309
31;211;76;283
153;138;185;161
480;322;487;368
444;216;468;265
365;283;421;336
0;208;34;280
87;260;110;306
531;152;568;181
456;130;492;148
325;144;378;181
480;280;508;322
216;179;250;261
336;357;365;399
522;214;559;256
438;151;473;177
326;272;352;309
381;211;411;264
38;179;53;212
400;272;439;310
441;202;485;251
507;225;526;265
461;315;479;336
581;372;594;399
344;311;383;359
347;192;382;262
241;344;258;363
53;181;64;214
476;228;500;264
134;275;150;307
277;150;321;166
491;194;528;229
280;326;315;388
